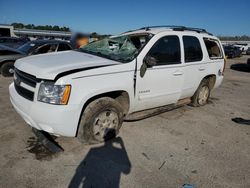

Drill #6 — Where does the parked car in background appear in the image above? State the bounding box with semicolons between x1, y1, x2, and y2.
234;43;250;53
246;47;250;55
0;37;30;49
0;40;72;77
223;45;242;58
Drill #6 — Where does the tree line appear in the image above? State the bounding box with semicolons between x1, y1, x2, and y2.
11;23;70;32
218;35;250;41
11;23;249;40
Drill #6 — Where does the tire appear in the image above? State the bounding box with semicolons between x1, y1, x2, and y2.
77;97;124;144
1;62;15;77
190;79;211;107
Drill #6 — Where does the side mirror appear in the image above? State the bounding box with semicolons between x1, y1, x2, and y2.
140;56;157;78
144;56;157;67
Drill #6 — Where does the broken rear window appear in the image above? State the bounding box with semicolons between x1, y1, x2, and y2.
203;38;223;59
79;34;152;63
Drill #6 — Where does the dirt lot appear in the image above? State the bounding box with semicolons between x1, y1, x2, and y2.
0;56;250;188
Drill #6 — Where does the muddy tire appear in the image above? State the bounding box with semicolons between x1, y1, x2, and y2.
77;97;124;144
1;62;14;77
190;79;211;107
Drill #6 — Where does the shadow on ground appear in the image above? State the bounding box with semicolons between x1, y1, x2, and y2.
69;137;131;188
230;61;250;73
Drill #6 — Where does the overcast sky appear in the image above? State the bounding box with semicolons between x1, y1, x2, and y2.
0;0;250;36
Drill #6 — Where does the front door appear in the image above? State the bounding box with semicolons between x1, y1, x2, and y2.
135;35;184;111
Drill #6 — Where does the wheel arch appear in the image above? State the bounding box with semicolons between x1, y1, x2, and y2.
75;90;130;137
0;60;15;69
203;74;216;89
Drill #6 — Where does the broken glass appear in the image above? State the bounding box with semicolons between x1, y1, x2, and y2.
80;34;151;63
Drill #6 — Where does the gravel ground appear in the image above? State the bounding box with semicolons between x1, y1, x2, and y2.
0;56;249;188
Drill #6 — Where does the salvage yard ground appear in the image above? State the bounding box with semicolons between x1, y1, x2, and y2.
0;56;250;188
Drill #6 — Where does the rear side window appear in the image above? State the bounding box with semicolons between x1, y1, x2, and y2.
203;38;222;59
58;43;72;51
147;35;181;65
34;44;57;54
183;36;203;62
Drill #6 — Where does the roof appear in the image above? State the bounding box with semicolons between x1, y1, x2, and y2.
122;25;213;36
27;39;70;44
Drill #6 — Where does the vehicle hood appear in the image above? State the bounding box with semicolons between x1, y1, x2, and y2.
15;50;121;80
0;44;24;55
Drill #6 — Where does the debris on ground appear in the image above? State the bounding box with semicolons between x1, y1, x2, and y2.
232;117;250;125
26;137;58;161
26;128;64;160
142;152;150;160
32;128;64;152
183;184;195;188
158;161;166;170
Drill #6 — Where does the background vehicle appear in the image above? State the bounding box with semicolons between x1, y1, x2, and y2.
0;40;72;77
234;43;250;53
0;24;17;37
10;26;225;144
0;37;30;49
246;47;250;55
223;45;242;58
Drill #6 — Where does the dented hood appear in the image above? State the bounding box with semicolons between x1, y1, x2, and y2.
15;50;120;80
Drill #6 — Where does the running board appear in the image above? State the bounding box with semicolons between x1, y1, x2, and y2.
32;128;64;153
125;98;191;121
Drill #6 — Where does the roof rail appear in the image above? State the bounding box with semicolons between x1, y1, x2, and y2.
124;25;213;35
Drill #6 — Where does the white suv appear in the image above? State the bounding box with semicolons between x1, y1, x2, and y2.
9;26;225;143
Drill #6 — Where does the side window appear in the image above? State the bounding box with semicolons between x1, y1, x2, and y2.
183;36;203;62
58;43;72;51
147;35;181;65
35;44;57;54
203;38;222;58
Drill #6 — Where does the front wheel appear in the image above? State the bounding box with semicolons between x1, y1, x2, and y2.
191;79;211;107
1;62;15;77
77;97;124;144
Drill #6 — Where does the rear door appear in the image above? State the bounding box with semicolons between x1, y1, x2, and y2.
135;34;184;111
180;35;204;99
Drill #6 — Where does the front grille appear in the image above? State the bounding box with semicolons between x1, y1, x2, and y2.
15;69;40;88
14;82;34;101
14;69;40;101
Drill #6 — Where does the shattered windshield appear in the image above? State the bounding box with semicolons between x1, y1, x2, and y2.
80;34;152;63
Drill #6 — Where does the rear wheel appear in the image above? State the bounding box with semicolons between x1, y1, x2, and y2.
1;62;14;77
191;79;211;107
77;97;124;144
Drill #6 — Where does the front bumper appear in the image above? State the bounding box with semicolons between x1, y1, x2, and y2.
9;83;81;137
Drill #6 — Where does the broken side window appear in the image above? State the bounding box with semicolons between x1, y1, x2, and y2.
203;38;223;59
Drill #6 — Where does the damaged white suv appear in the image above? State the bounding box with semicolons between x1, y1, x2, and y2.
9;26;225;143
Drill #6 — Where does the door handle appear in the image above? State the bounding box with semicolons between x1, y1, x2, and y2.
199;67;205;71
173;71;183;76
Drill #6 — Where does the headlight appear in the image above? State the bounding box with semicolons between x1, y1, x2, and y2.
37;82;71;105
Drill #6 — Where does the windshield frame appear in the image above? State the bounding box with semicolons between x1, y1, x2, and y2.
78;33;154;63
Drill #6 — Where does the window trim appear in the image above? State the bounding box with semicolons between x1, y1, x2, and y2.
145;35;182;66
183;35;203;63
203;37;223;60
